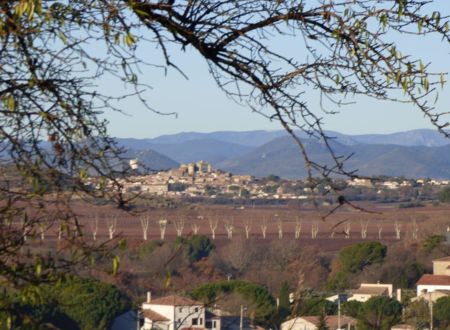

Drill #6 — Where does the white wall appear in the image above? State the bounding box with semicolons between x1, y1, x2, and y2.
174;305;205;329
417;284;450;296
281;318;316;330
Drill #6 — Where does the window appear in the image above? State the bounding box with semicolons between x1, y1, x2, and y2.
213;321;217;328
194;307;199;313
179;307;183;313
192;318;198;325
205;321;212;328
200;318;203;325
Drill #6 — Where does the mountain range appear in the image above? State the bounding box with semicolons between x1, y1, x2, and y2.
117;129;450;179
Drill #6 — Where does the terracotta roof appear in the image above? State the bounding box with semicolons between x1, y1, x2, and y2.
294;315;356;327
417;274;450;286
142;309;170;322
150;295;203;306
433;256;450;262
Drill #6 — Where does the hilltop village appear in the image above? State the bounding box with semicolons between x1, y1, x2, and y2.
90;160;450;202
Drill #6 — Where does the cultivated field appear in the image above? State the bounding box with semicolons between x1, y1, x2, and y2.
64;201;450;252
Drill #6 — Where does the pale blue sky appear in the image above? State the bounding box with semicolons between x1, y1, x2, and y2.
103;2;450;139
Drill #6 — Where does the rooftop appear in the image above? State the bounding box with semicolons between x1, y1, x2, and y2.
433;256;450;262
417;274;450;286
352;287;388;296
142;309;170;322
149;295;203;306
294;315;356;328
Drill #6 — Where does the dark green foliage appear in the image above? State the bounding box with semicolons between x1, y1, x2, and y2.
404;300;430;329
317;309;329;330
422;234;446;253
0;277;129;330
339;242;387;273
434;296;450;328
138;240;164;259
326;271;351;291
47;277;130;330
278;281;291;321
341;300;363;318
438;186;450;203
190;280;275;323
296;297;337;316
327;242;386;291
175;235;215;263
380;262;425;289
356;296;402;330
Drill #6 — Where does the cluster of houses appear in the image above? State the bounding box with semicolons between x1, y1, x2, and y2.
87;159;450;201
112;256;450;330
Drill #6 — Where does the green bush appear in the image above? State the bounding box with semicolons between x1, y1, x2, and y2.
190;280;275;323
175;235;215;263
434;296;450;328
0;277;130;330
422;234;446;253
339;241;387;273
438;186;450;203
357;296;402;330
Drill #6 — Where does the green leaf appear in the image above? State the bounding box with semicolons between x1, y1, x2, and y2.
35;259;42;277
112;255;120;276
79;168;87;179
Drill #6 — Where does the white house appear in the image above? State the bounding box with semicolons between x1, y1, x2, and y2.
141;294;210;330
415;255;450;298
347;283;393;302
281;315;356;330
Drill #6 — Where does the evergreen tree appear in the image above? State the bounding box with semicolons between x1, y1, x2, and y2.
317;309;329;330
278;281;291;321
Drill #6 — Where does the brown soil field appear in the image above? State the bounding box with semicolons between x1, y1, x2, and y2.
53;200;450;252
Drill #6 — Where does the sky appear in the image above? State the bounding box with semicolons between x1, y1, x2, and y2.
103;2;450;139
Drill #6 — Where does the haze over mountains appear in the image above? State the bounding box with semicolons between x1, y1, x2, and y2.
118;129;450;179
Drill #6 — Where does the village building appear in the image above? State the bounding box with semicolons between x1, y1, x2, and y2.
347;283;394;302
415;256;450;301
281;315;356;330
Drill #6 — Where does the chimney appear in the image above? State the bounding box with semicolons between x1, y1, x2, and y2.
147;291;152;303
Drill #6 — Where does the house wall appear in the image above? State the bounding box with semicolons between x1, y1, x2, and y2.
433;261;450;275
348;294;372;302
143;304;174;330
417;284;450;296
281;318;316;330
174;305;205;330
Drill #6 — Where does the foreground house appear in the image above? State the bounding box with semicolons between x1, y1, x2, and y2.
141;294;208;330
347;283;393;302
138;293;261;330
415;256;450;301
281;315;356;330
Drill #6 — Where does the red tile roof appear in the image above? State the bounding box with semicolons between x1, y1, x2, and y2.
417;274;450;286
143;309;170;322
150;295;203;306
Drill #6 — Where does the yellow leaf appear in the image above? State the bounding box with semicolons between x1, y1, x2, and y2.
112;255;120;276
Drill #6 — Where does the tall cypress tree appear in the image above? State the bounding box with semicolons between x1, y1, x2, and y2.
278;281;291;321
